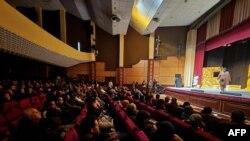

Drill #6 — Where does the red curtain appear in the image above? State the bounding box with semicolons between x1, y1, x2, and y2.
219;0;236;32
194;43;206;84
206;18;250;51
194;23;207;84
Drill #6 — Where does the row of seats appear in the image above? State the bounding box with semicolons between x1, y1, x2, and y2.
104;94;150;141
120;94;222;141
0;94;47;141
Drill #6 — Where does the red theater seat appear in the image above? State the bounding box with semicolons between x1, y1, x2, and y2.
64;128;79;141
18;98;32;110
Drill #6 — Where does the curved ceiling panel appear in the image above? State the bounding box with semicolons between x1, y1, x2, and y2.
0;0;95;67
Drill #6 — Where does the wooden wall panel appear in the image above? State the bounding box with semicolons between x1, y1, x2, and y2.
124;68;147;76
96;76;105;82
132;60;148;68
166;92;189;102
159;77;175;85
67;63;90;77
105;71;116;77
166;88;250;120
222;101;250;117
153;57;185;85
189;96;221;112
96;62;105;70
96;71;105;76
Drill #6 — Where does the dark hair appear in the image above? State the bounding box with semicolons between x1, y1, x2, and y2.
80;115;97;135
153;121;175;141
156;94;160;99
201;106;212;114
231;110;245;124
136;110;150;128
182;101;190;108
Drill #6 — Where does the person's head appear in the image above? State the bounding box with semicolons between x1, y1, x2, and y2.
231;110;245;124
127;103;137;115
156;94;160;100
136;110;151;127
222;67;227;72
189;114;202;128
154;121;175;141
184;105;193;116
171;97;177;104
22;108;42;123
49;101;57;109
57;96;64;105
156;99;165;110
165;96;170;103
182;101;190;108
121;99;129;109
80;116;100;136
2;91;11;101
201;106;212;115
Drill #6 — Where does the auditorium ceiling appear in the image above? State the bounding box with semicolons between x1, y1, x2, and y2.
6;0;228;35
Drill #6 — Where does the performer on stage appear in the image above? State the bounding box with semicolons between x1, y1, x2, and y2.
218;67;231;91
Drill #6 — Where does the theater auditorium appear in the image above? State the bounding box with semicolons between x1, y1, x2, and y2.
0;0;250;141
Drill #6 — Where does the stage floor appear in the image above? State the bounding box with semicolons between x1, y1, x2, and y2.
167;87;250;99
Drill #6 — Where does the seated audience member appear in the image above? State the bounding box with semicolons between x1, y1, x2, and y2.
201;106;217;132
46;101;63;129
181;105;193;121
56;96;75;124
164;96;170;110
79;115;104;141
126;103;138;122
231;110;246;126
120;99;129;111
155;99;166;110
186;114;205;130
167;97;178;115
14;108;48;141
152;121;183;141
0;90;12;104
135;110;157;139
145;95;154;106
182;101;190;108
87;97;114;131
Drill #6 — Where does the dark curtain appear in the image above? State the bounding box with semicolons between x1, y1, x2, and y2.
223;40;250;88
219;0;236;32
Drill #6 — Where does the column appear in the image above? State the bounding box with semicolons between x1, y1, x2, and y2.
60;9;66;43
184;29;197;87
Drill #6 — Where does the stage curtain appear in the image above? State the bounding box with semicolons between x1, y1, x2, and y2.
194;43;205;85
184;30;197;87
233;0;250;26
220;0;236;32
206;11;221;40
206;18;250;51
223;41;250;88
194;23;207;84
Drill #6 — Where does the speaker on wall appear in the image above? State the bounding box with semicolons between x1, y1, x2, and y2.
175;74;182;87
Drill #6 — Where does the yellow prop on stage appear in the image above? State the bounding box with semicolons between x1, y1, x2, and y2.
201;67;222;88
202;67;243;90
245;65;250;90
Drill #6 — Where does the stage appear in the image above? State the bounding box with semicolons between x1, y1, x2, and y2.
165;87;250;120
